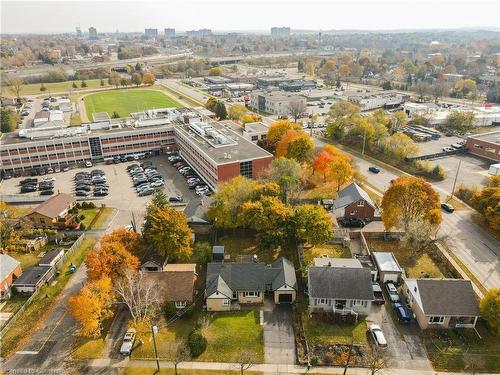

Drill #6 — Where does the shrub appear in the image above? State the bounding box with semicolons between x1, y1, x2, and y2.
162;301;177;319
75;202;81;209
74;216;80;223
310;357;319;366
182;304;195;319
187;329;207;357
431;164;445;180
79;223;86;230
81;202;89;209
79;214;85;220
88;202;96;208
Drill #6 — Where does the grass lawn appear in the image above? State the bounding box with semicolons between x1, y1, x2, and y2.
198;310;264;363
70;113;82;126
367;239;445;279
0;295;28;315
218;234;281;263
303;243;351;266
1;79;110;97
303;313;368;346
159;84;204;107
71;337;106;360
422;322;500;373
10;241;70;270
90;207;113;230
84;89;181;119
124;369;262;375
77;208;99;228
0;237;97;358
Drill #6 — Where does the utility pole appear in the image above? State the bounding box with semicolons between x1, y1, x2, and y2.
152;325;160;371
362;126;367;156
450;159;462;199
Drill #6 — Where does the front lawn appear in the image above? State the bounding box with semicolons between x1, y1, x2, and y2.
422;323;500;373
303;243;352;266
71;337;106;360
303;313;368;346
124;369;261;375
218;234;282;263
84;89;181;119
0;237;97;357
90;207;113;230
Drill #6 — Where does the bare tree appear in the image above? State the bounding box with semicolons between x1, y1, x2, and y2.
402;217;439;256
430;81;451;103
234;349;257;375
114;270;160;323
366;348;390;375
171;341;191;375
413;81;430;102
4;74;24;99
289;100;306;123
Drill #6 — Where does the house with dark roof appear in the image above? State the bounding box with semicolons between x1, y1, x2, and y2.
38;248;65;268
307;265;374;316
205;257;297;311
0;254;22;299
12;266;54;295
402;279;480;329
333;182;379;222
140;251;168;272
25;192;76;228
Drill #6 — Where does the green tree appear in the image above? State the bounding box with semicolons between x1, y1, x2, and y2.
228;104;247;122
286;133;314;163
80;80;87;88
100;79;105;86
214;101;228;120
444;111;475;135
382;81;392;90
108;71;121;88
131;72;142;86
268;157;302;203
1;109;17;133
480;289;500;333
205;97;218;112
293;204;333;245
208;66;223;76
40;83;47;91
72;81;78;89
195;242;212;266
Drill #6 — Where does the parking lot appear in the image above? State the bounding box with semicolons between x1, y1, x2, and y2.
416;134;465;156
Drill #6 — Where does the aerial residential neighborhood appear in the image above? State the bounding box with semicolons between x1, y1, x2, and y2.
0;1;499;374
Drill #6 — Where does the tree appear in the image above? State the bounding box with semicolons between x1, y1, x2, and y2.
100;227;142;255
214;101;228;120
275;130;314;163
430;81;450;102
100;79;105;86
454;79;477;98
389;111;409;134
195;242;212;266
242;113;262;124
293;204;333;245
297;59;305;73
0;201;28;251
143;204;192;261
267;120;301;147
327;156;353;191
268;157;303;203
80;80;87;88
85;241;139;281
288;100;306;123
313;150;334;181
205;97;218;112
40;83;47;92
135;62;142;72
131;72;142;86
187;329;207;357
382;133;419;161
208;66;223;76
306;60;316;76
381;176;442;231
4;74;24;98
69;277;113;338
480;289;500;333
114;270;160;324
413;81;430;102
402;218;439;255
109;71;121;88
228;104;247;122
444;111;475;135
338;64;350;78
171;341;191;375
382;81;392;90
142;72;156;85
234;349;257;375
72;82;78;89
366;348;390;375
1;108;17;133
471;184;500;231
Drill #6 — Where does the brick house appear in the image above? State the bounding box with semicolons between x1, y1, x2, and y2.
25;192;76;229
333;182;379;222
0;254;22;299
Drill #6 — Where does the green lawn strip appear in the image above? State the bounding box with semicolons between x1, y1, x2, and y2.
77;208;99;228
198;310;264;363
124;369;262;375
303;313;368;346
218;234;281;263
90;207;113;230
84;89;181;119
1;79;110;97
0;237;97;358
422;323;500;373
303;243;351;266
159;84;204;107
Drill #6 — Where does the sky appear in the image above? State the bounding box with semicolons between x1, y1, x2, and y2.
1;0;499;34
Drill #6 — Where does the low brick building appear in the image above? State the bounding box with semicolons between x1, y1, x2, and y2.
466;130;500;162
0;254;22;299
26;192;76;228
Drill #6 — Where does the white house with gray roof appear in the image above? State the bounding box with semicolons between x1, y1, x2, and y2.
205;257;297;311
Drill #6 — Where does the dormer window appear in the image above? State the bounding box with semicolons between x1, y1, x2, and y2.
357;200;365;207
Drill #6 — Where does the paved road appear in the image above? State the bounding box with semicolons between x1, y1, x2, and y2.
262;300;295;365
159;79;207;104
314;137;500;291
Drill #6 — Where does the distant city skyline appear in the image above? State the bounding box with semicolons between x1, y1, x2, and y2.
1;0;499;35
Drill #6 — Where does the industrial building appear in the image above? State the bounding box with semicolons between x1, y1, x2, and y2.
348;92;408;111
256;77;316;91
466;130;500;162
249;91;307;116
164;28;175;38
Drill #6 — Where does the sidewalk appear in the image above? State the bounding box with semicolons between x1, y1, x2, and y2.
87;358;497;375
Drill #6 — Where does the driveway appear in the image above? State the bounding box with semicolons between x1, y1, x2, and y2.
262;299;295;365
367;304;432;371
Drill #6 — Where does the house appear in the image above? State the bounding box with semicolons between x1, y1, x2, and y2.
0;254;22;299
308;265;374;316
205;257;297;311
371;252;403;283
333;182;379;222
38;248;65;268
402;279;480;329
12;266;54;295
26;193;76;229
140;252;168;272
143;264;197;309
183;199;210;234
212;246;225;261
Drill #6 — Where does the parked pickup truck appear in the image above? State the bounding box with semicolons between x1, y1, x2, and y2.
372;282;385;305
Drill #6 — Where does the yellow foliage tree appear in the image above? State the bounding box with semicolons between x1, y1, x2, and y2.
85;241;139;281
141;72;156;85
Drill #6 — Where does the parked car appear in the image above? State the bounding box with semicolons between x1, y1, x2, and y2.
85;161;93;167
442;146;454;152
75;185;91;191
54;167;60;173
62;165;69;172
120;328;136;356
75;190;89;197
41;177;56;182
94;190;108;197
451;143;464;149
46;167;54;174
338;217;366;228
368;324;388;349
169;196;183;202
441;203;455;213
40;190;54;196
151;180;164;187
385;282;400;303
372;283;385;305
20;178;37;185
138;188;154;196
368;166;380;174
393;303;411;323
21;185;37;193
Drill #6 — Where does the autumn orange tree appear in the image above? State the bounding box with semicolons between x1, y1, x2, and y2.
69;276;114;338
85;241;139;281
141;71;156;85
275;130;314;163
381;176;441;231
242;113;262;124
313;151;334;182
327;157;353;192
265;120;302;150
100;227;142;255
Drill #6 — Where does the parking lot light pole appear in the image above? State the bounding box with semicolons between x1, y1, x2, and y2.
152;325;160;371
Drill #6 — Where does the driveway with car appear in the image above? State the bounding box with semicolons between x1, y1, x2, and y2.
262;299;295;365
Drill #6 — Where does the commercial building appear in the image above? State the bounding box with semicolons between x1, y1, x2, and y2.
88;27;98;40
164;28;175;38
249;91;307;116
271;27;291;38
256;77;316;91
186;29;212;37
466;130;500;162
221;120;268;144
145;28;158;39
349;92;407;111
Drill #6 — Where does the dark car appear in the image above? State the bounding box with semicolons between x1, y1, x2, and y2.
39;184;54;191
339;217;366;228
21;186;37;193
120;156;127;162
20;178;37;185
75;185;91;191
75;190;89;197
369;166;380;174
40;190;54;196
393;303;411;323
94;190;109;196
441;203;455;213
169;196;183;202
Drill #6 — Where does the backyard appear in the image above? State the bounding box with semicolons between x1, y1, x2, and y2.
302;243;352;266
84;89;181;119
218;233;282;263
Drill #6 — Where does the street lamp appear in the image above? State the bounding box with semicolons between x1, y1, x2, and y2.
151;325;160;371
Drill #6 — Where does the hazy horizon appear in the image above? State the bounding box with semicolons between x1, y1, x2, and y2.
2;0;500;35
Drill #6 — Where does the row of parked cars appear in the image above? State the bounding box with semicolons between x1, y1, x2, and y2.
128;162;164;197
167;153;212;196
74;170;109;197
19;177;55;195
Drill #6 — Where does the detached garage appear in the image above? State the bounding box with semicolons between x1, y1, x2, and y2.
372;252;403;284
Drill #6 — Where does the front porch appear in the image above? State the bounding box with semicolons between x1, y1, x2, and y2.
449;316;478;329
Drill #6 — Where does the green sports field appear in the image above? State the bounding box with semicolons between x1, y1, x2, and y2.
84;89;181;120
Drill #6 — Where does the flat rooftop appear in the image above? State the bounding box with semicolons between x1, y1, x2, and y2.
175;120;272;164
468;130;500;144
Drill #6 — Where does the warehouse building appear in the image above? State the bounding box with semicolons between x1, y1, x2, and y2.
466;130;500;162
249;91;307;116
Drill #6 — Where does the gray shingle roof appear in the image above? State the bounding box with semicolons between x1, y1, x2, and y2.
12;266;51;287
0;254;20;281
416;279;480;316
333;182;376;210
206;257;297;297
308;267;374;300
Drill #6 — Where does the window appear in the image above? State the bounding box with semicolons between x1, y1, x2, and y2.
243;291;259;298
429;316;445;324
357;200;365;207
222;299;230;306
175;301;186;308
240;161;253;178
317;298;327;305
251;135;258;141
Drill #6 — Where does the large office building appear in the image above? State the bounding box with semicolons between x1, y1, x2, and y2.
186;29;212;37
164;28;175;38
249;91;307;116
88;27;98;40
466;130;500;162
271;27;291;38
145;28;158;39
0;108;272;191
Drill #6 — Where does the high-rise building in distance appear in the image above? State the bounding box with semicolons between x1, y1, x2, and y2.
186;29;212;37
88;27;98;40
164;28;175;38
271;27;291;38
75;27;82;37
145;28;158;39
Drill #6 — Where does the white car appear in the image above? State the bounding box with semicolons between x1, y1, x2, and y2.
442;147;453;152
151;180;164;187
42;176;56;182
368;324;387;349
120;328;136;356
385;282;400;303
85;161;93;167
